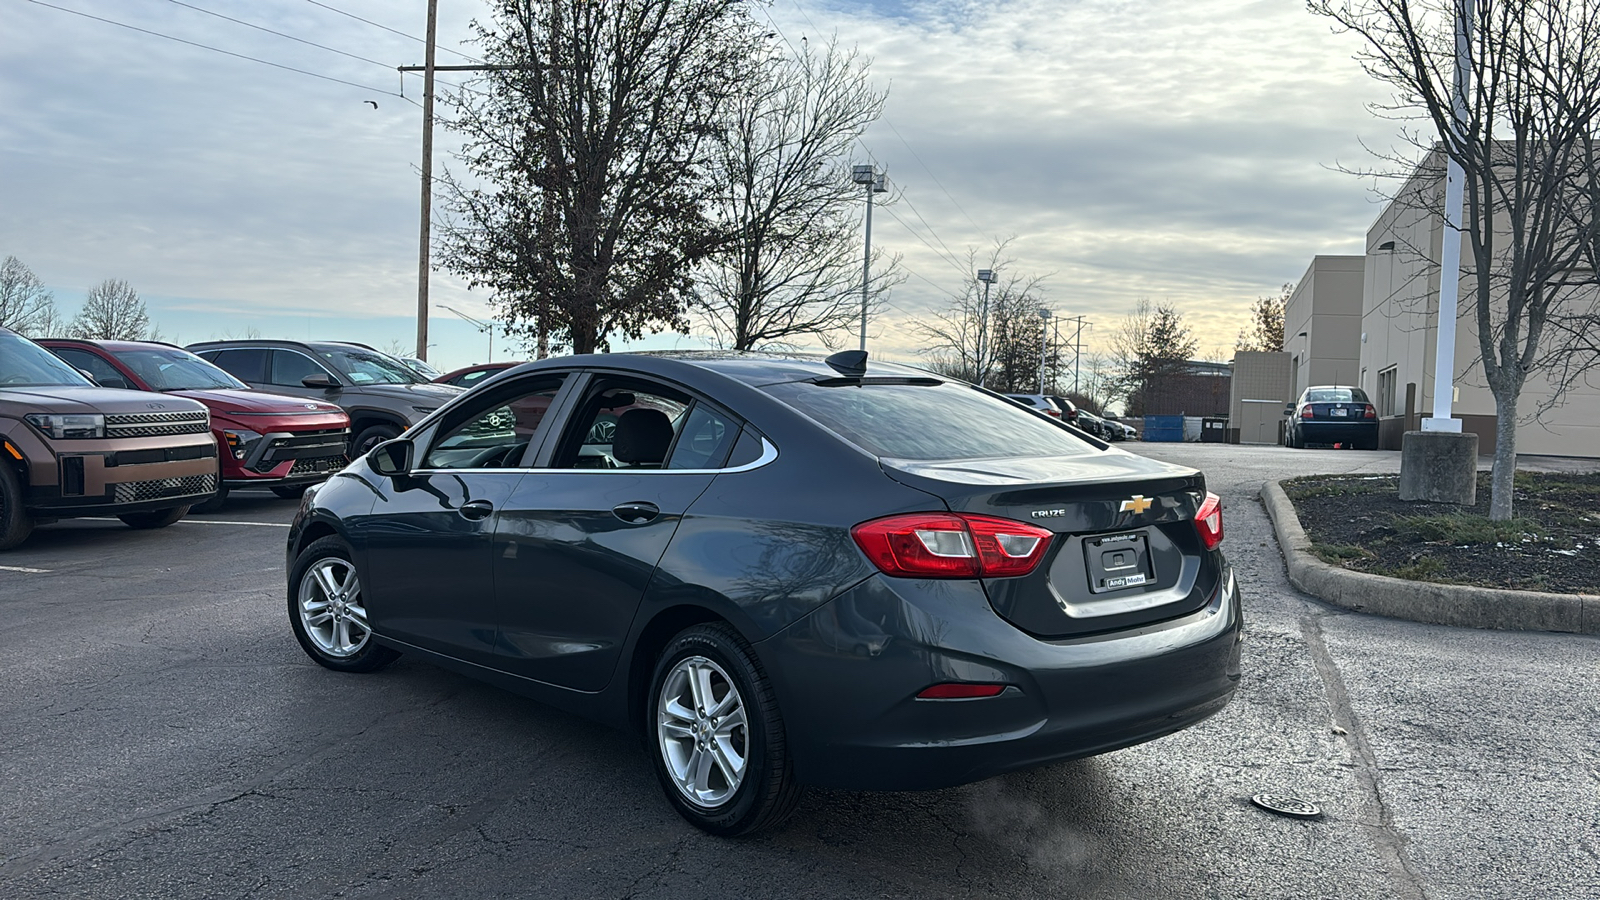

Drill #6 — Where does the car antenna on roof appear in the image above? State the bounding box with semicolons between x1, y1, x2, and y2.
825;350;868;376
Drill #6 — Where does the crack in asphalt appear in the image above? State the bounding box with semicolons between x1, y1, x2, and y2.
1295;604;1431;900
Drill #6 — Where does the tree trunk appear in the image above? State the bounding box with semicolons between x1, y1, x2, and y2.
1489;392;1517;520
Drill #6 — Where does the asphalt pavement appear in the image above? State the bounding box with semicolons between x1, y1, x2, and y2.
1;447;1596;899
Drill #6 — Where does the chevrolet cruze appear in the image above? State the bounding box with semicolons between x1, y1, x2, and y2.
285;351;1242;835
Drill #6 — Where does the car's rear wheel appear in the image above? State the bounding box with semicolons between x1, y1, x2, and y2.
648;623;802;836
288;535;400;673
271;485;307;500
118;506;189;529
0;461;35;551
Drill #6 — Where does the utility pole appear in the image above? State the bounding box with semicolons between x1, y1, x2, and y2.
413;0;439;362
852;165;888;352
1058;314;1090;393
1037;308;1051;394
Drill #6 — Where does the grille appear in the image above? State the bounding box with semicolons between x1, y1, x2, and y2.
105;410;210;438
112;472;217;504
289;456;347;477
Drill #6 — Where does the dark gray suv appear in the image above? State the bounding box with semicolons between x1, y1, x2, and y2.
187;341;463;455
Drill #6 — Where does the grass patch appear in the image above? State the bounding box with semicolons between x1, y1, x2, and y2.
1283;475;1396;501
1311;543;1374;563
1372;555;1448;582
1388;513;1542;546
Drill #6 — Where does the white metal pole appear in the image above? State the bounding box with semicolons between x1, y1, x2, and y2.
977;280;991;387
1424;0;1474;433
860;183;872;352
1037;311;1050;394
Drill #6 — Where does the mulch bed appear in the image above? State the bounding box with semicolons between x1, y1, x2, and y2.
1281;471;1600;594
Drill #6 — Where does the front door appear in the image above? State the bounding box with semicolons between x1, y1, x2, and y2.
362;373;569;666
492;375;737;691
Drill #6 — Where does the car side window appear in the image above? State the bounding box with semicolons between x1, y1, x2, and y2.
207;348;267;382
52;349;129;388
270;350;334;387
421;374;566;470
665;402;738;470
550;379;696;470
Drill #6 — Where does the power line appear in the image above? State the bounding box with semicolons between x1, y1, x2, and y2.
304;0;483;64
892;189;968;274
164;0;393;69
23;0;401;97
884;118;985;233
880;206;969;279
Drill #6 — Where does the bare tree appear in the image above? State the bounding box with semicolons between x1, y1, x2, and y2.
438;0;757;356
1236;283;1290;352
1313;0;1600;519
696;37;899;350
71;279;152;341
914;241;1053;390
0;256;58;337
1108;299;1198;417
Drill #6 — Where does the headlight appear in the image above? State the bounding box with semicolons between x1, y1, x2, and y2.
222;429;263;461
25;413;106;439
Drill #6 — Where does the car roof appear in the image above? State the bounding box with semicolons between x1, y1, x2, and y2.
39;338;187;353
186;339;378;352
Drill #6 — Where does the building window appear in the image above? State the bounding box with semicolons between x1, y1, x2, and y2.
1377;366;1398;417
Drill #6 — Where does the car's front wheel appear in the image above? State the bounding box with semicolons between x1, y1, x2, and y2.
352;424;401;457
0;461;35;551
648;623;802;836
288;536;400;673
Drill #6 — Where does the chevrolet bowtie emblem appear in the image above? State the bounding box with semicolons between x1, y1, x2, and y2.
1119;495;1153;514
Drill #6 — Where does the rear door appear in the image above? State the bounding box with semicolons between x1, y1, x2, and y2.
490;373;736;691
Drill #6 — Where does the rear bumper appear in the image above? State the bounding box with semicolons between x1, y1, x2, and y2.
758;564;1243;791
1300;421;1377;443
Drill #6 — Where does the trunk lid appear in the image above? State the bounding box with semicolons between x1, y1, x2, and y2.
880;451;1219;638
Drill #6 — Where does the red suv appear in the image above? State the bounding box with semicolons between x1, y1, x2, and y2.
41;340;350;508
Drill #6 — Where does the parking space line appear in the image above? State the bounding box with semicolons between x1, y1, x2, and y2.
79;517;292;529
0;564;51;574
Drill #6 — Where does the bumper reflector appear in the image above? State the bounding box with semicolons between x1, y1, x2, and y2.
916;683;1007;700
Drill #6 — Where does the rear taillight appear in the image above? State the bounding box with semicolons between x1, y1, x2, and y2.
1194;492;1223;550
1047;409;1062;418
1363;404;1377;419
1300;406;1314;419
852;513;1053;578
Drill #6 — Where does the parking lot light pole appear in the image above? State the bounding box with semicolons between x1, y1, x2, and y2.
976;269;997;387
1037;308;1051;393
852;164;888;352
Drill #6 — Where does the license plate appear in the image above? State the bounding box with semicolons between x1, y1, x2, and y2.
1332;408;1348;417
1084;531;1153;593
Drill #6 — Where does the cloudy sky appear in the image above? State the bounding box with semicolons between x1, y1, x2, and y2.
1;0;1406;371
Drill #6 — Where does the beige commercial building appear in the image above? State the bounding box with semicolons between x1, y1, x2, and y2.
1227;351;1293;444
1357;164;1600;457
1284;255;1365;398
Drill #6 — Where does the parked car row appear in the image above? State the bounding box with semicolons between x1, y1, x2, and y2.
1003;393;1138;441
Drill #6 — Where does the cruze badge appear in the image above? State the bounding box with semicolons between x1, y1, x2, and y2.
1030;508;1066;519
1119;495;1153;514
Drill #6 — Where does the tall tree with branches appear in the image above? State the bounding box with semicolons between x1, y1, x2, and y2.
438;0;757;355
0;256;58;337
698;37;900;350
1109;300;1199;417
913;242;1053;390
71;279;151;341
1313;0;1600;519
1236;283;1290;352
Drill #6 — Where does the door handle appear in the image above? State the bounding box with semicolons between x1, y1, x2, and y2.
612;501;660;524
459;499;495;521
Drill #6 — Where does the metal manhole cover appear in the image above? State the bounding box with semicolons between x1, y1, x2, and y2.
1250;793;1322;818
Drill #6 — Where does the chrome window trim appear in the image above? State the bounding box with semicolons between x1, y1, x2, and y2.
407;436;778;477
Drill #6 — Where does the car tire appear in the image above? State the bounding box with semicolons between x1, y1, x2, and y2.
191;487;229;513
0;461;35;551
287;535;400;673
118;505;189;529
271;485;308;500
647;622;802;836
352;424;401;457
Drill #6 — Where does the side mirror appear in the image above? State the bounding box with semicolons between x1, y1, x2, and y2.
369;438;414;477
95;375;131;390
302;373;339;389
1285;403;1295;414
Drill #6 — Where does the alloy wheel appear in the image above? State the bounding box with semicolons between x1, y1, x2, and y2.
656;655;748;808
297;557;371;658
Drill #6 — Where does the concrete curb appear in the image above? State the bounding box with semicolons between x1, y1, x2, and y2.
1261;479;1600;635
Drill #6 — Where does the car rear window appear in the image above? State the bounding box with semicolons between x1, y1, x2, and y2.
763;381;1091;461
1306;388;1370;403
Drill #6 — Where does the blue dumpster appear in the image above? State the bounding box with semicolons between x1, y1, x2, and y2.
1143;415;1184;442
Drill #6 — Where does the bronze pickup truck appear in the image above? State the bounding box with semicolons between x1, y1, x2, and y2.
0;327;219;550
